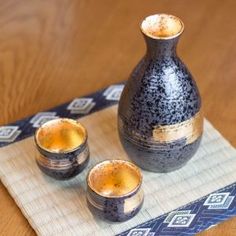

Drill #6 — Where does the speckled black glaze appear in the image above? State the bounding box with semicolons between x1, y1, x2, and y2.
87;197;143;222
118;129;201;172
36;152;89;180
36;143;89;180
87;185;144;222
118;17;203;172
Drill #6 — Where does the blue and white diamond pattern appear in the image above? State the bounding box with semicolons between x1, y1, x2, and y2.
164;210;191;223
167;214;196;228
30;112;59;128
0;126;21;142
208;196;234;210
103;85;124;101
203;192;230;206
127;228;151;236
67;98;95;114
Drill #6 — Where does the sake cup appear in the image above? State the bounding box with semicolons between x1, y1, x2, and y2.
87;160;144;222
35;118;89;180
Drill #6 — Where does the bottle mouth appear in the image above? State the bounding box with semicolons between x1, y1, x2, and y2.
141;13;184;40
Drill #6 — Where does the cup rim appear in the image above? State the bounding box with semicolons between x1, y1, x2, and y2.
140;13;184;40
87;160;143;199
35;118;88;155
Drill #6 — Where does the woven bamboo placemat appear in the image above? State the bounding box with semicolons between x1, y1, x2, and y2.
1;101;236;235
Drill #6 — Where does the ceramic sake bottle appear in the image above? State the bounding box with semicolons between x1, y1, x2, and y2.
118;14;203;172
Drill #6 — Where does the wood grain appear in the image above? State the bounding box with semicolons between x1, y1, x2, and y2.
0;0;235;235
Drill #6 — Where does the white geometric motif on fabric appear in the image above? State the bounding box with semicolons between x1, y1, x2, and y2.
127;228;151;236
147;233;155;236
164;210;191;223
103;85;124;101
67;98;95;114
167;214;196;228
208;196;234;210
30;112;59;128
203;192;230;206
0;126;21;142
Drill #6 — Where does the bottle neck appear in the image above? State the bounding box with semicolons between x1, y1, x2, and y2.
143;35;179;59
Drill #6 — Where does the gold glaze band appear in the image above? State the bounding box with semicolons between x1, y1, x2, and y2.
36;146;89;170
152;110;203;144
87;188;144;213
124;188;144;214
87;193;104;211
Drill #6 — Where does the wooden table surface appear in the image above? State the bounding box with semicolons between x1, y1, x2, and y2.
0;0;236;235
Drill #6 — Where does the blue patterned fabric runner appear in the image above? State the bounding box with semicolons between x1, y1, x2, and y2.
118;183;236;236
0;82;236;235
0;84;124;148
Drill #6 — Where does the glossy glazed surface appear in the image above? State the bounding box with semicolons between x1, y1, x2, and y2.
88;160;141;197
87;188;144;222
36;144;89;180
35;118;89;180
141;14;184;39
35;118;86;153
87;160;143;222
118;14;203;172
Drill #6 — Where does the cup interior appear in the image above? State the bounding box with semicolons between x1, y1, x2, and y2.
35;118;87;153
88;160;142;198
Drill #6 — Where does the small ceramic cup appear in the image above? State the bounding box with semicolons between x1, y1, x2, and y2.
35;118;89;180
87;160;144;222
